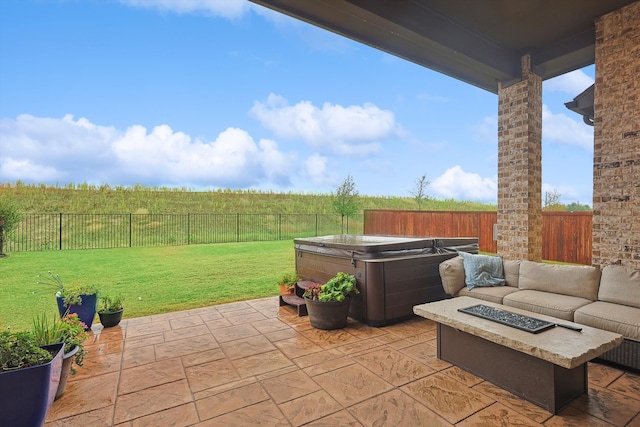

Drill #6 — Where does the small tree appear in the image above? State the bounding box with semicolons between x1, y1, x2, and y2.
332;174;359;233
0;196;22;257
409;174;430;210
543;189;564;211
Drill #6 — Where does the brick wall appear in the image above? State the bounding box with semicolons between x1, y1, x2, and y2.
496;54;543;261
593;2;640;269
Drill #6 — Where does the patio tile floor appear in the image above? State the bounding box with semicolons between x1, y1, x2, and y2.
45;297;640;426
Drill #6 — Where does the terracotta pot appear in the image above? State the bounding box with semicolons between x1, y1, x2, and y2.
279;284;294;295
304;296;351;330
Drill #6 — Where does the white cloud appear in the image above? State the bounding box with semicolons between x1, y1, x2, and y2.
303;153;330;185
250;93;398;156
431;166;497;202
118;0;249;19
257;138;295;185
544;69;594;95
0;115;295;188
0;114;118;182
542;105;593;150
0;158;60;182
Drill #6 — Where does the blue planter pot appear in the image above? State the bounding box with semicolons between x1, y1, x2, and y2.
0;343;63;427
56;294;97;330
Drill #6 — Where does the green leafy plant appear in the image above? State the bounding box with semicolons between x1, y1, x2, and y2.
31;313;88;373
36;271;98;306
0;331;53;371
303;272;358;302
302;283;322;300
277;272;299;293
97;294;124;314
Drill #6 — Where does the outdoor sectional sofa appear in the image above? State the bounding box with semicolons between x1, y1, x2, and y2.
438;256;640;370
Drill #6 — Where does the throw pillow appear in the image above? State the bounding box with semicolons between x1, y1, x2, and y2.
458;251;505;290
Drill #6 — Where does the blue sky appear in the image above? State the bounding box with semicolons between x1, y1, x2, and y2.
0;0;595;205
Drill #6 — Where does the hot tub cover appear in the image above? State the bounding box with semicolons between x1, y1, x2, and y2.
294;235;478;260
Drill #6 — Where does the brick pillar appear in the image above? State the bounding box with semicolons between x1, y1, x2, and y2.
496;54;543;261
593;2;640;269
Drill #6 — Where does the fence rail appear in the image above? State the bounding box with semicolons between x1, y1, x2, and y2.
6;213;363;252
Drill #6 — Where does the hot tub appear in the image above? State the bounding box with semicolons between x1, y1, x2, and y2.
294;235;478;326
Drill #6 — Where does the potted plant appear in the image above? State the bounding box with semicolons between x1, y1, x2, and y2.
31;312;89;399
0;331;64;426
38;271;98;329
277;272;299;295
303;272;359;330
97;294;125;328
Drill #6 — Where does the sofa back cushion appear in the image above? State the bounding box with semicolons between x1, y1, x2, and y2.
439;256;465;296
503;259;521;288
518;260;601;301
599;264;640;309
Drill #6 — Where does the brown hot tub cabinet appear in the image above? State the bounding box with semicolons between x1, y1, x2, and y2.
294;235;478;326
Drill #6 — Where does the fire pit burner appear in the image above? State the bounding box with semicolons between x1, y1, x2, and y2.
458;304;555;334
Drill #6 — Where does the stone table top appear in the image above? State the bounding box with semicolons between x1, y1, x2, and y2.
414;297;623;369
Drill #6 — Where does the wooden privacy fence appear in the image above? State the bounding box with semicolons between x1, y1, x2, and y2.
364;210;593;265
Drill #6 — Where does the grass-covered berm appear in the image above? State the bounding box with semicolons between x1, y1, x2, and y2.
1;182;495;215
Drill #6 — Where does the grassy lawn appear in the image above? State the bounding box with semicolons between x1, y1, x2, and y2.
1;240;296;331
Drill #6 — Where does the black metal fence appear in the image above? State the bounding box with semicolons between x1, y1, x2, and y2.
5;213;364;252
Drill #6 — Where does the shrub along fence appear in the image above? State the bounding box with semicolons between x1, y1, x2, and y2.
6;213;364;252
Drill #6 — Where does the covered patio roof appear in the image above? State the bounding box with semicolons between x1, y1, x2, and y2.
248;0;635;93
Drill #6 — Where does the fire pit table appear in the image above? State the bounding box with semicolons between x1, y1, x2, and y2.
414;297;623;414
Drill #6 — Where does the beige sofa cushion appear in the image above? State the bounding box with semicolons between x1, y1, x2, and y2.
598;264;640;309
575;301;640;340
439;256;465;296
503;290;592;321
439;256;520;298
457;286;520;304
503;259;521;288
518;260;600;301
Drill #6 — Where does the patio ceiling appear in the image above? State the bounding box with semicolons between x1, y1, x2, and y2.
248;0;635;93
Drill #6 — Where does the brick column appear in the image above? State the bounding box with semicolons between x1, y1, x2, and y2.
496;54;543;261
593;2;640;269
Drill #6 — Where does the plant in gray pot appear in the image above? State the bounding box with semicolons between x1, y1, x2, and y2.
303;272;359;330
31;312;89;400
0;331;64;427
97;294;125;328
